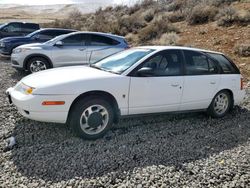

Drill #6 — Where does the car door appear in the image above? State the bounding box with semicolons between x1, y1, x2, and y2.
180;50;221;111
51;33;88;67
128;50;184;115
86;34;124;64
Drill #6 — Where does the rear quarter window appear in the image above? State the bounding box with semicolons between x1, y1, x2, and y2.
207;53;240;74
90;34;120;46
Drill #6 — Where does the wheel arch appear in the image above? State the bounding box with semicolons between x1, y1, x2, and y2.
23;54;53;70
67;90;120;124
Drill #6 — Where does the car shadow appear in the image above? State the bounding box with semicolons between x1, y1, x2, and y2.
9;105;250;182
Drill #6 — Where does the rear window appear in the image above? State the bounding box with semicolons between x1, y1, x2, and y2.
208;53;239;74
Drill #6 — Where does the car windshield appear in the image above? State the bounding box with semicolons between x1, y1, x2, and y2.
26;29;42;37
91;48;154;74
44;35;66;44
0;23;7;29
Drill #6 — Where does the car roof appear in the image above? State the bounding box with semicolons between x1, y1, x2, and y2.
61;31;125;42
38;28;77;32
137;46;223;55
7;21;39;25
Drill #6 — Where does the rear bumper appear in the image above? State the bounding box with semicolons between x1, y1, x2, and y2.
234;89;246;105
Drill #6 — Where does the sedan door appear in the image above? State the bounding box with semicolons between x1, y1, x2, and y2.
86;34;124;64
51;33;88;67
180;50;221;111
128;50;184;115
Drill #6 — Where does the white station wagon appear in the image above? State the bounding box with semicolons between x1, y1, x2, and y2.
7;46;245;139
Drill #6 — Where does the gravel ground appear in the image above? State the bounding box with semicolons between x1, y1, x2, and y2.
0;59;250;188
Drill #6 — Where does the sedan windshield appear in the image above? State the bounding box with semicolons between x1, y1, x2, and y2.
92;48;154;74
0;23;7;29
26;29;41;38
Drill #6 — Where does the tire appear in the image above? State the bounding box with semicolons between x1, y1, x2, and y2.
27;57;50;73
207;90;232;118
69;96;114;140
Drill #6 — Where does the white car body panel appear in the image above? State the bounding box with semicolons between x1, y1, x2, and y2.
129;76;184;114
7;46;246;124
180;75;221;110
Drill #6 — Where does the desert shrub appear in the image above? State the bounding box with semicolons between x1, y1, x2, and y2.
138;19;178;44
155;32;180;45
187;4;218;25
209;0;239;6
143;9;155;22
116;14;147;35
217;6;238;26
234;42;250;57
237;10;250;26
168;11;185;23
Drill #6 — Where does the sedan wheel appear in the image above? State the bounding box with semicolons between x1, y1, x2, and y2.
207;91;232;118
80;104;109;135
69;96;114;140
27;57;50;73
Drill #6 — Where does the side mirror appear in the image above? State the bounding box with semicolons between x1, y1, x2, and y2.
55;41;63;47
137;67;154;77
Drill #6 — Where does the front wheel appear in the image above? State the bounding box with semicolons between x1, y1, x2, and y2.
207;91;232;118
69;96;114;140
27;57;50;73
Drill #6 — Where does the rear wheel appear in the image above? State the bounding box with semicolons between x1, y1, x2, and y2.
207;90;232;118
69;96;114;140
27;57;50;73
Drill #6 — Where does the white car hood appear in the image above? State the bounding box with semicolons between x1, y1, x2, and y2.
21;66;119;89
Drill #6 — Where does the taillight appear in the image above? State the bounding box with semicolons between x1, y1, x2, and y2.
240;77;244;90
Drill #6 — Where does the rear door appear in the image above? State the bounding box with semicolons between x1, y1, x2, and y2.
86;34;124;64
51;33;87;67
180;50;221;111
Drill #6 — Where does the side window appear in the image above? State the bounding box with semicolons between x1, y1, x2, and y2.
22;24;39;32
139;50;183;76
61;34;85;46
34;31;56;40
2;23;21;33
184;50;218;75
208;53;237;74
90;34;119;46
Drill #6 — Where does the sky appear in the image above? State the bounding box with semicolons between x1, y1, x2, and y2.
0;0;136;5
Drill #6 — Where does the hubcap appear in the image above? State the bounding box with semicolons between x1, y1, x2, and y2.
213;93;229;115
30;60;47;73
80;105;109;135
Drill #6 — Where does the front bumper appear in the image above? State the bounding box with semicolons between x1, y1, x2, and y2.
0;48;11;57
6;87;74;124
11;53;25;69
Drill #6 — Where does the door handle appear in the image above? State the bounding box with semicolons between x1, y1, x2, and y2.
171;84;179;87
210;81;216;85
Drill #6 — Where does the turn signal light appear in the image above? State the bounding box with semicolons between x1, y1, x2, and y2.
42;101;65;105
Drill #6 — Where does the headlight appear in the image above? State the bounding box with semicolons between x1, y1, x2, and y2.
16;82;35;95
12;48;30;54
